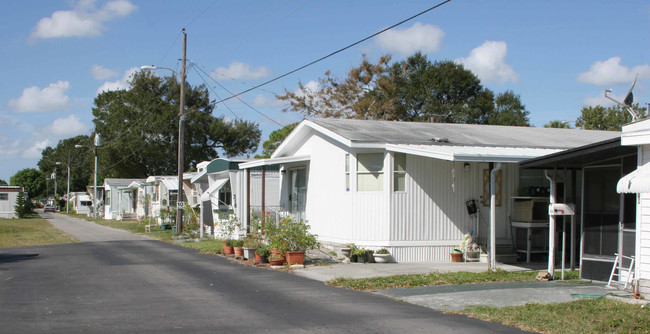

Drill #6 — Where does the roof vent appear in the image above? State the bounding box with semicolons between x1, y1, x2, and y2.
431;137;449;143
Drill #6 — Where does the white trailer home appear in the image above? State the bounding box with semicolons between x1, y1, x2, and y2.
239;119;619;263
0;186;23;219
103;178;145;220
617;118;650;296
192;158;280;238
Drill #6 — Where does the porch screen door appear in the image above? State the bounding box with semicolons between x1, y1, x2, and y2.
290;169;307;221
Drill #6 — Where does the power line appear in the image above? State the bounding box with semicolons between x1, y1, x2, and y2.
212;0;453;105
189;63;241;121
190;60;285;127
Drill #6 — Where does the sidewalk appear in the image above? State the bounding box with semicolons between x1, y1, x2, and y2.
292;261;637;312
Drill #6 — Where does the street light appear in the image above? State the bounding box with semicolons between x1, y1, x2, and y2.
51;170;57;207
141;28;187;234
75;133;102;219
56;154;71;213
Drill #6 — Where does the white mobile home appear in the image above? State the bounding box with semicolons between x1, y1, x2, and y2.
239;119;619;263
103;178;145;220
0;186;23;219
617;118;650;296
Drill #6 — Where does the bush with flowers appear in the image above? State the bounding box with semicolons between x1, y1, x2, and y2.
265;216;319;252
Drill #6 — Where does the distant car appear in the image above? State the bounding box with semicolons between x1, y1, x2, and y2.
44;204;56;213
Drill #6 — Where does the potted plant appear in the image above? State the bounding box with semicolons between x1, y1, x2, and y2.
271;217;319;265
232;239;244;257
373;248;391;263
353;248;369;263
268;254;285;266
255;245;270;263
223;239;235;255
242;236;262;260
341;243;355;258
450;248;463;262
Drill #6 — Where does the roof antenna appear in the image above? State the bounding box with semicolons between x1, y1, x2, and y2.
604;73;639;122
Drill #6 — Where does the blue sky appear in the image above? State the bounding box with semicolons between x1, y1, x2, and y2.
1;0;649;183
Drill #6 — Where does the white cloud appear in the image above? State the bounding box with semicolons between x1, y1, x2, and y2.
211;62;271;80
252;94;285;108
296;80;319;98
22;139;51;159
91;64;119;80
375;22;444;56
8;81;71;113
30;0;137;40
455;41;520;84
577;57;650;86
96;67;139;95
46;114;89;137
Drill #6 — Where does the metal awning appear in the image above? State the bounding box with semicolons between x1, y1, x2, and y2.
617;163;650;193
161;178;178;191
191;170;207;183
200;178;229;201
386;144;562;163
239;155;310;169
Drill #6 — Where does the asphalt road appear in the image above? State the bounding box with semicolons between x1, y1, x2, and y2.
0;213;528;333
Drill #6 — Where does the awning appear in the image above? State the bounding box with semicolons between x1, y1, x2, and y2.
386;144;562;163
239;155;310;169
617;163;650;193
161;178;178;191
191;170;207;183
200;178;229;201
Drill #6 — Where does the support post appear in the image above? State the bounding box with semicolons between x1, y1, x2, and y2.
261;166;266;233
545;170;556;278
489;162;501;271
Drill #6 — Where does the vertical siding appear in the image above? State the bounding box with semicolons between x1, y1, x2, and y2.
638;146;650;292
390;157;517;262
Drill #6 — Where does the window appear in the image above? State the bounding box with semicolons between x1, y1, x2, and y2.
105;190;111;205
0;193;8;201
393;153;406;192
169;190;178;205
219;183;232;206
357;153;384;191
345;154;350;192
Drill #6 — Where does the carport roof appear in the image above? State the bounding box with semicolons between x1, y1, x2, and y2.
519;137;636;169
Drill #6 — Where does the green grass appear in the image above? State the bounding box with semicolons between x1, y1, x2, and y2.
0;215;79;247
458;298;650;334
326;269;580;290
179;239;224;255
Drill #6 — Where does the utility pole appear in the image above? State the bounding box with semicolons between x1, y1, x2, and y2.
176;28;187;234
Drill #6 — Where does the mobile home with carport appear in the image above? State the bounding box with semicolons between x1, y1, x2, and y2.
238;119;619;263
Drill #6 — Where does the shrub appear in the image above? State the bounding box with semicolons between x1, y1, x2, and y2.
265;216;319;252
231;240;244;247
376;248;390;254
256;245;270;258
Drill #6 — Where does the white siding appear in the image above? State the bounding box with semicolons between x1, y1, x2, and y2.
0;191;19;219
637;145;650;295
390;156;518;262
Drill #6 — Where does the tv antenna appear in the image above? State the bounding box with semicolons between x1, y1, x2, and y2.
604;73;640;122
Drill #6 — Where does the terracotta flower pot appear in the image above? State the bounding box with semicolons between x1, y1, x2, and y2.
224;245;234;255
255;253;262;262
234;247;243;257
269;258;285;266
451;252;463;262
271;249;283;258
285;251;305;265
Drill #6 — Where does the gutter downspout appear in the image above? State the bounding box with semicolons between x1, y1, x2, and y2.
489;162;502;271
545;170;556;278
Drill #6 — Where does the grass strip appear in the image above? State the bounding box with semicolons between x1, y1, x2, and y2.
326;269;580;290
179;239;224;255
0;215;79;247
458;298;650;334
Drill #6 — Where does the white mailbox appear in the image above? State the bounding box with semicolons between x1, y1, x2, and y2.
548;203;575;216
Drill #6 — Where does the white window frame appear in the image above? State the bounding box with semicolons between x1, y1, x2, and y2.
393;153;407;192
356;152;384;192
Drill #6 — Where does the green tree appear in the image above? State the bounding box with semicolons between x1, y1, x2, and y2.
10;168;45;199
575;104;647;131
38;135;93;194
544;120;571;128
14;191;31;218
277;52;529;126
255;123;298;159
0;179;7;185
92;71;261;178
488;90;530;126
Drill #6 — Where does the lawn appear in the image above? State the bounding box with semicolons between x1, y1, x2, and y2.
0;214;79;247
326;269;580;290
458;298;650;334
